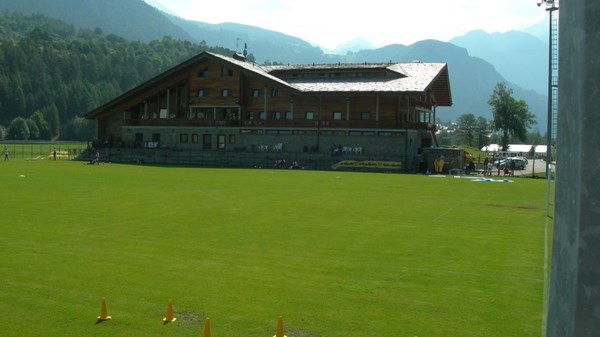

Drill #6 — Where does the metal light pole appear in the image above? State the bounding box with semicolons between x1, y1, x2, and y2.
537;3;559;337
538;0;559;217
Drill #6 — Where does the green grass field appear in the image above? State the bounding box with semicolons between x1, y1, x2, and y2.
0;159;550;337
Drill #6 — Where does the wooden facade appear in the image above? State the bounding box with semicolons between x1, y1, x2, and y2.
85;51;452;172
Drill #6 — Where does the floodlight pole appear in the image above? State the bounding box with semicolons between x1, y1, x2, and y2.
540;0;558;217
538;3;559;337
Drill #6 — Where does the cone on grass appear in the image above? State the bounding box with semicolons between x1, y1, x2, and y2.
274;315;286;337
163;299;177;322
203;317;211;337
97;297;112;321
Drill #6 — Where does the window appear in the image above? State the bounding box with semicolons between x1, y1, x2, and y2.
221;67;233;76
229;134;236;144
197;68;208;77
221;89;231;97
180;133;188;143
361;111;370;120
258;111;266;120
190;107;213;119
285;111;293;120
191;133;199;143
197;89;208;97
305;111;314;120
332;111;342;120
271;89;279;97
251;89;261;97
217;134;226;150
271;111;281;120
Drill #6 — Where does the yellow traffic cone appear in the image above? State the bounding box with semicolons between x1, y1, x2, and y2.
97;297;112;321
163;299;177;322
274;316;286;337
203;317;211;337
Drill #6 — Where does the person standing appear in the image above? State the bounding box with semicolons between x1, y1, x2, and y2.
53;147;57;161
434;155;444;174
3;147;8;160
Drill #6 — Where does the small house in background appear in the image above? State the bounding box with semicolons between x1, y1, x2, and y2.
85;51;452;171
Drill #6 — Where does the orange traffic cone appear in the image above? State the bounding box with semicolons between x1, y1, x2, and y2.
274;316;287;337
203;317;211;337
163;299;177;322
97;297;112;321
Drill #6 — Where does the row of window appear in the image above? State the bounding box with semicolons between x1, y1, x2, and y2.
187;109;372;121
177;133;233;150
197;88;279;98
174;129;400;146
251;111;370;121
177;130;403;142
196;67;233;78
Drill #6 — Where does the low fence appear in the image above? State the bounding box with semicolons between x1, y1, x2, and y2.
0;142;88;160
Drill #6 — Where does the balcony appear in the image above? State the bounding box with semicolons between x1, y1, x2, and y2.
122;118;435;131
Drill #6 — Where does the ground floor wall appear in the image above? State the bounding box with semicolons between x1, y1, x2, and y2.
90;126;445;173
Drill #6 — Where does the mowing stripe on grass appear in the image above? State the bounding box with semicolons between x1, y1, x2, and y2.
432;192;477;222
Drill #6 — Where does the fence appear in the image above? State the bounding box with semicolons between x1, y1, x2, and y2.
0;141;88;160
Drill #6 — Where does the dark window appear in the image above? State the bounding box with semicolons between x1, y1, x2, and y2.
251;89;261;97
222;67;233;76
180;134;188;143
197;68;208;77
202;134;211;150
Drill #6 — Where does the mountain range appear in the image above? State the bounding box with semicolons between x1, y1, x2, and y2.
0;0;550;132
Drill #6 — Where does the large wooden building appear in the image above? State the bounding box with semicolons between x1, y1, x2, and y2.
85;51;452;171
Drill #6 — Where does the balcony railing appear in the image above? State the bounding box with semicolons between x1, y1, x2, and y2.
123;118;435;131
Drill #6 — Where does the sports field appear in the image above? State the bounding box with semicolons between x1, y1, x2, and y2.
0;159;550;337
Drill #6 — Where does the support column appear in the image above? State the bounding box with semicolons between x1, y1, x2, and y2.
546;1;600;336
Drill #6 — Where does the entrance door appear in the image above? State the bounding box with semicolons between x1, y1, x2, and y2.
217;134;226;150
203;134;212;150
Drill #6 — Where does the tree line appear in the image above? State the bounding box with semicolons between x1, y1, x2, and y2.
0;12;240;141
438;82;539;150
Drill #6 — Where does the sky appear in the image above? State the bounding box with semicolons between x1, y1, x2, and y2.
142;0;548;51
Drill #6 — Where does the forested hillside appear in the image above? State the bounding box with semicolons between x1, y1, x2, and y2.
0;12;235;140
0;0;193;42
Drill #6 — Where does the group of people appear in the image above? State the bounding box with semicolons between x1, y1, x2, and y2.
88;148;100;165
273;159;300;169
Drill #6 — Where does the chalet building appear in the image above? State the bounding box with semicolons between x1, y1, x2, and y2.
85;51;452;172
